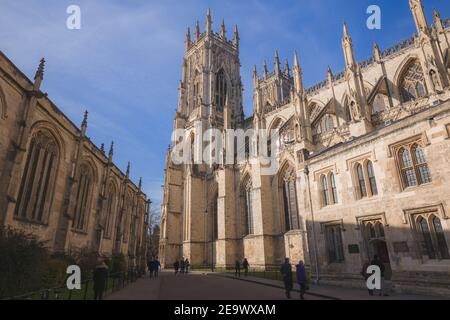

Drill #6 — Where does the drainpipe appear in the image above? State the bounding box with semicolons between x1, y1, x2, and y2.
305;165;320;284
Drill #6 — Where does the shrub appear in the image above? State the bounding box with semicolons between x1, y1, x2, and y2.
109;253;126;275
0;227;49;298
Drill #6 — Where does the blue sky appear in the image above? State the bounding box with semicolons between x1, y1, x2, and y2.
1;0;449;208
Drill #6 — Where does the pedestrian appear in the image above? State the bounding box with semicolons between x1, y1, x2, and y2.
173;260;180;275
280;258;293;299
154;259;161;277
242;258;249;277
296;260;307;300
149;259;155;278
147;258;153;278
180;258;186;274
93;259;109;300
235;260;241;277
371;255;388;296
361;259;373;296
185;259;190;274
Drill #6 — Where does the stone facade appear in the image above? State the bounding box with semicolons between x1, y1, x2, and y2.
160;1;450;295
0;51;149;269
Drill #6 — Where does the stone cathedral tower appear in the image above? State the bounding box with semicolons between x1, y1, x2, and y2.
159;9;244;267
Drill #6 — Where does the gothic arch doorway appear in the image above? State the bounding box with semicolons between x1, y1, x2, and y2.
368;240;392;280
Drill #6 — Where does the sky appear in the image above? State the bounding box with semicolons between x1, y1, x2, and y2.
1;0;449;209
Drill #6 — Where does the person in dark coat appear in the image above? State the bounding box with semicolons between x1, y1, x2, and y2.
148;259;155;278
295;260;307;300
242;258;249;277
154;259;161;277
280;258;293;299
371;255;387;296
184;259;190;274
93;260;109;300
173;260;180;275
235;260;241;277
361;260;373;296
180;258;186;274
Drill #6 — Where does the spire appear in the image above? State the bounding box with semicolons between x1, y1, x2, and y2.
233;25;239;50
34;58;45;81
34;58;45;89
327;66;334;83
126;161;130;179
206;8;212;34
342;22;356;69
100;143;105;154
195;20;200;40
263;61;268;79
220;19;226;39
284;59;290;76
138;177;142;191
253;65;259;86
433;8;444;32
185;27;191;51
373;42;382;63
81;110;88;136
293;50;303;94
274;50;281;75
108;141;114;162
409;0;428;34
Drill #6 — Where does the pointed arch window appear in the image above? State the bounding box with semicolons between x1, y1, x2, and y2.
414;214;449;260
356;164;367;198
212;192;219;240
72;164;93;231
243;180;254;236
397;142;431;189
322;175;330;206
330;173;338;204
15;131;59;223
314;114;334;135
215;69;227;112
282;168;300;232
325;225;345;263
367;161;378;196
399;60;427;103
104;182;117;239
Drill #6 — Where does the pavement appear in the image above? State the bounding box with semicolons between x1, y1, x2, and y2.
105;270;445;300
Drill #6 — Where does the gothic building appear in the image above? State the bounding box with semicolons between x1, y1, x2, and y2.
0;51;149;268
160;1;450;295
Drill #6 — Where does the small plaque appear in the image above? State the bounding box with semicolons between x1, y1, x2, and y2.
348;244;360;254
393;241;409;253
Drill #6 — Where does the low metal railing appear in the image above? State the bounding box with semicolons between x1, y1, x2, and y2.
6;269;143;300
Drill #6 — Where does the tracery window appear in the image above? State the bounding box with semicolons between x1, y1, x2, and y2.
353;160;378;199
215;69;227;112
314;114;334;135
415;214;449;260
242;179;254;236
72;164;94;231
356;164;367;198
399;60;427;103
15;130;59;223
321;172;338;207
281;167;300;232
104;182;117;239
325;225;345;263
397;142;431;189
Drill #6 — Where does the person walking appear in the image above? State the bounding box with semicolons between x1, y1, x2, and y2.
154;259;161;277
180;258;186;274
242;258;249;277
280;258;293;299
184;259;190;274
361;260;373;296
149;259;155;278
296;260;307;300
371;255;387;296
235;260;241;277
93;259;109;300
173;260;180;275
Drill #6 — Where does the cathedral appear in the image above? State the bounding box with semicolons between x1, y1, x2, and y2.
0;52;149;268
160;1;450;295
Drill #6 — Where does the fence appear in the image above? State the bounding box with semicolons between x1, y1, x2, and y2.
6;269;143;300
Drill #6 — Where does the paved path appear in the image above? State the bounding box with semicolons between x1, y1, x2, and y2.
106;271;445;300
106;271;325;300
